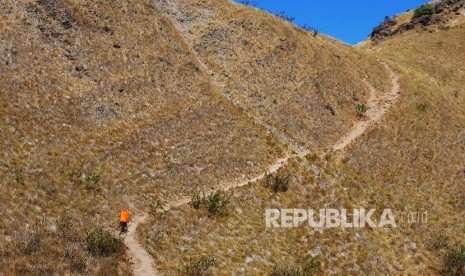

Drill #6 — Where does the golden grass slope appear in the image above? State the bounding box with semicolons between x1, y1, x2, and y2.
139;23;465;274
0;0;285;274
138;5;465;276
155;0;391;151
350;17;465;265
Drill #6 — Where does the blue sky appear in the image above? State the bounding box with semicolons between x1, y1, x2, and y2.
235;0;429;44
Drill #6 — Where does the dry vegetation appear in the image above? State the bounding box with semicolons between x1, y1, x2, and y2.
351;18;465;273
155;0;391;151
138;3;465;276
139;154;434;275
0;0;285;274
1;0;464;275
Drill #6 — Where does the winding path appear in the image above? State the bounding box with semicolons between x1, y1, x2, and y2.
124;61;400;275
125;214;157;276
331;62;400;154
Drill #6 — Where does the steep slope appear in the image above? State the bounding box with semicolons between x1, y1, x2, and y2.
137;3;465;275
3;0;462;275
349;19;465;274
0;0;285;274
155;0;391;151
138;61;401;275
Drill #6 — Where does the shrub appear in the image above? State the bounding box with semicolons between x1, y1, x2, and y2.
356;103;368;117
13;168;23;183
275;11;295;22
301;255;321;274
150;198;165;215
86;173;101;184
430;234;449;249
416;103;428;112
33;261;54;276
413;4;434;18
151;230;170;242
85;228;124;257
191;191;202;210
271;255;321;276
302;24;319;36
21;233;42;255
69;171;102;191
64;245;87;273
190;191;231;217
85;173;102;191
306;152;319;163
238;0;256;6
271;266;303;276
265;172;290;193
57;212;74;240
443;245;465;276
182;256;216;276
205;192;230;217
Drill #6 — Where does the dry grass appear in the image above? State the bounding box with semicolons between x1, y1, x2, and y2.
139;154;442;275
137;5;465;276
0;0;284;274
349;17;465;273
155;0;391;151
1;0;463;275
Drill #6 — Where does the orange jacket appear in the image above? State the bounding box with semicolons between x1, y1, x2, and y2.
119;209;129;222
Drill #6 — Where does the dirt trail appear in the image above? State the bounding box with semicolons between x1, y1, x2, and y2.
124;214;158;276
331;62;400;154
125;63;400;275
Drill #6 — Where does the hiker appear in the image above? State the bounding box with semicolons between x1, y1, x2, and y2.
118;208;129;234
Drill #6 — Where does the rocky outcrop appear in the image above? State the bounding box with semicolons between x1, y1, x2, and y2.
370;17;397;41
370;0;465;42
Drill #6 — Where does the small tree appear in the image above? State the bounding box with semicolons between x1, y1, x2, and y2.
413;4;434;18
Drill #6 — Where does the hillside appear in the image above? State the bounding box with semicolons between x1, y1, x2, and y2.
1;0;464;275
139;1;465;275
154;0;391;152
368;0;465;42
0;0;285;274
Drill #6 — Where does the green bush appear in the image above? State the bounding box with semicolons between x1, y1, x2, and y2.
190;191;231;217
265;172;290;193
205;192;230;217
356;103;368;117
182;256;216;276
413;4;434;18
443;245;465;276
85;228;124;257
